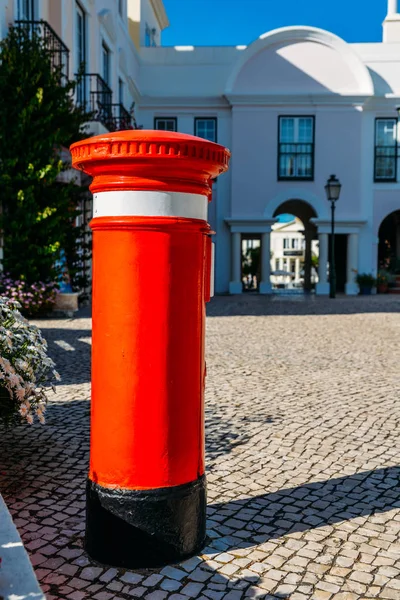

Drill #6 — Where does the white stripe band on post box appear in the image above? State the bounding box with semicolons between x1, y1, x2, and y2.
93;191;208;220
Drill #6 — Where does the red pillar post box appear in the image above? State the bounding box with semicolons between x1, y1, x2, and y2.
70;131;230;568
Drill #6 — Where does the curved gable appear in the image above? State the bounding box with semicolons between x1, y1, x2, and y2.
226;27;374;97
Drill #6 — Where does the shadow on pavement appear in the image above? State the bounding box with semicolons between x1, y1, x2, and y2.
39;328;92;386
207;294;400;317
208;466;400;552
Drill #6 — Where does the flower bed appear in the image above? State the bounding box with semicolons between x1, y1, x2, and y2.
0;276;58;318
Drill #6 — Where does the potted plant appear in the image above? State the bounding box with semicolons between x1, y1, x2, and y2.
356;273;376;295
377;270;389;294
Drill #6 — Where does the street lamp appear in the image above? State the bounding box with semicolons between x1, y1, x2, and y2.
325;174;342;299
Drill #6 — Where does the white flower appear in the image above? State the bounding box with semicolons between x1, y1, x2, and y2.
26;413;34;425
7;372;21;387
19;404;28;417
15;387;26;401
16;359;29;371
0;357;13;374
38;413;45;425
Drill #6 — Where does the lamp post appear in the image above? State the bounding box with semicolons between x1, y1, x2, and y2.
325;174;342;299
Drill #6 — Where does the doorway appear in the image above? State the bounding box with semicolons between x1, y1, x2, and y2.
272;201;319;293
241;236;261;291
378;210;400;272
329;234;347;293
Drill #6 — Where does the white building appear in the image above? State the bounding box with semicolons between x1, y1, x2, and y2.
2;1;400;295
270;219;319;290
0;0;169;136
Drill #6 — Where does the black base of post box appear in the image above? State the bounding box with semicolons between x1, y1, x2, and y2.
85;476;207;568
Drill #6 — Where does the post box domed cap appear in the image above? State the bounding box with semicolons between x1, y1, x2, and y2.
70;130;231;196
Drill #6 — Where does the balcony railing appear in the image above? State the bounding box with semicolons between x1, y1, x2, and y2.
15;20;69;80
75;73;114;130
75;75;137;132
109;103;136;131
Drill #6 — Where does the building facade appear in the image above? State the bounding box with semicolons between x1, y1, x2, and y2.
2;0;400;295
136;0;400;295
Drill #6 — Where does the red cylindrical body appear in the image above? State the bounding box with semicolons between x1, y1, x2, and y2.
90;216;208;490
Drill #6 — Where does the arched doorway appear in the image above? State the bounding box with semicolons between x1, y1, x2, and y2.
272;200;318;293
378;210;400;271
378;210;400;293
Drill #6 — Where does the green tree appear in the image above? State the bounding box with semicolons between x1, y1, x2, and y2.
0;25;91;287
311;253;319;269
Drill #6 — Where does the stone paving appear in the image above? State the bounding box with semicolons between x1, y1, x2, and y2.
1;294;400;600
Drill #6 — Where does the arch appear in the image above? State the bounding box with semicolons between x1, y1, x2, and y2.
374;204;400;236
272;200;317;225
377;209;400;272
264;189;328;220
226;26;374;97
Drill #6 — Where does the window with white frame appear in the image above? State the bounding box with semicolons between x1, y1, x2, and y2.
283;238;290;249
145;24;157;47
194;118;217;142
76;2;86;105
145;25;151;47
375;118;397;181
76;3;86;68
102;42;110;86
275;259;279;270
291;238;299;249
118;78;124;105
278;116;314;180
19;0;37;20
154;117;177;131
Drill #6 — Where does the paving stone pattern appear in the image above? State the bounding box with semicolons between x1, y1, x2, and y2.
1;294;400;600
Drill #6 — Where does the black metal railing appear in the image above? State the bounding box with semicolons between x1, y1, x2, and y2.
75;73;114;130
15;20;69;80
109;103;136;131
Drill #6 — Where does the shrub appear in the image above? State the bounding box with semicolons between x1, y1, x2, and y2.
0;296;59;426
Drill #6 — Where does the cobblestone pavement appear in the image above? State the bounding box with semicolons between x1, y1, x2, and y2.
1;294;400;600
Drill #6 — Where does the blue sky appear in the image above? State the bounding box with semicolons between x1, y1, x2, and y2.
162;0;387;47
